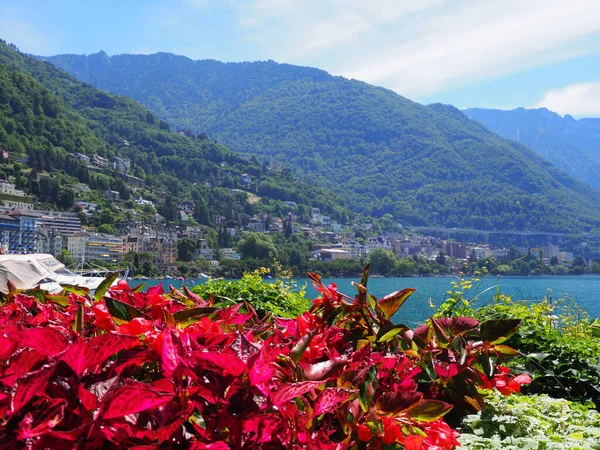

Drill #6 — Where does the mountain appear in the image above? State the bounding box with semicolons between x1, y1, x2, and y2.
0;41;350;225
41;51;600;233
464;107;600;191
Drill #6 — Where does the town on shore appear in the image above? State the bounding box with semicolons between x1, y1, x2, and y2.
0;154;595;279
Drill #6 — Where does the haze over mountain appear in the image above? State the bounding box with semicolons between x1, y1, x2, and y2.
0;41;350;223
464;107;600;191
41;51;600;233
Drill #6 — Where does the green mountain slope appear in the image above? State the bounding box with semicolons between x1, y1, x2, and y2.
464;107;600;191
42;51;600;232
0;41;350;223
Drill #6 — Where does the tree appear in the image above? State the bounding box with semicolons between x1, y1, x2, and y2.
56;187;75;209
57;248;74;266
368;249;398;275
177;238;197;262
435;252;446;266
237;232;277;260
97;223;117;235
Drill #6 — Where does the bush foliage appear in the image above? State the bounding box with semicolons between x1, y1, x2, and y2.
459;392;600;449
192;268;309;318
0;268;529;448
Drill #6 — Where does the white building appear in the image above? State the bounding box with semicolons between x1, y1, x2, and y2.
67;232;124;263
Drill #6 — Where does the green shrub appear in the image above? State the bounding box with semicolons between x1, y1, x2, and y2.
459;393;600;449
192;268;309;318
472;294;600;405
436;274;600;406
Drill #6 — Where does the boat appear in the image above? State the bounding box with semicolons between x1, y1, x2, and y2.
0;254;119;294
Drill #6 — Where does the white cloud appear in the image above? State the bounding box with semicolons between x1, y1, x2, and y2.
534;82;600;117
229;0;600;98
0;6;56;55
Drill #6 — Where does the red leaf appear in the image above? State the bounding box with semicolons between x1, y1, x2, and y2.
14;327;69;356
61;334;139;377
303;357;348;381
78;385;98;411
183;285;208;307
377;391;423;415
1;349;46;386
0;334;16;359
193;351;246;377
17;398;66;439
115;349;157;374
156;329;180;378
271;381;323;407
12;363;55;413
156;407;193;442
242;414;283;444
313;388;353;416
102;382;174;419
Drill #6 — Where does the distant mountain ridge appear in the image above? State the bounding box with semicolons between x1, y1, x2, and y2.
0;41;350;223
40;51;600;232
464;107;600;191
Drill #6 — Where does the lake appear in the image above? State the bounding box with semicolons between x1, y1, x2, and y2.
129;275;600;327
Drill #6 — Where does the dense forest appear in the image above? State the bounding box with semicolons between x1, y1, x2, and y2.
465;107;600;191
42;51;600;233
0;41;351;224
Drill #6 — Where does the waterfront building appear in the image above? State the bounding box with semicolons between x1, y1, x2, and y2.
0;180;34;210
0;209;39;254
67;232;124;263
35;211;82;237
312;248;351;262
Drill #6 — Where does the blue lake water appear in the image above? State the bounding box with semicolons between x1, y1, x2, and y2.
129;275;600;327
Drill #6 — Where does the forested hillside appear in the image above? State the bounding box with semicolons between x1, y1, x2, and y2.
42;51;600;232
464;107;600;191
0;41;351;224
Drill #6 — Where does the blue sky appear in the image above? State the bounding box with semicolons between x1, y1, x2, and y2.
2;0;600;117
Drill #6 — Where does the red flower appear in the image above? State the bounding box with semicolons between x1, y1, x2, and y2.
118;317;154;335
492;367;532;396
92;303;115;331
380;417;402;445
356;424;372;442
422;419;460;450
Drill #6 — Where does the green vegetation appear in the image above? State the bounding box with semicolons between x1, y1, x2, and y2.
0;41;350;223
44;51;600;232
473;294;600;406
459;393;600;449
465;107;600;191
191;268;309;318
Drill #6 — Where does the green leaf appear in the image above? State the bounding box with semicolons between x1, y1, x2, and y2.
46;295;70;307
105;297;144;321
378;288;415;320
94;271;120;302
360;264;370;289
494;344;520;356
73;303;83;334
480;319;521;344
359;365;378;413
377;325;409;343
408;400;453;422
61;284;91;298
172;307;218;322
131;282;146;293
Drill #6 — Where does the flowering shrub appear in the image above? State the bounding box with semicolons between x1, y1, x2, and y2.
0;268;527;449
